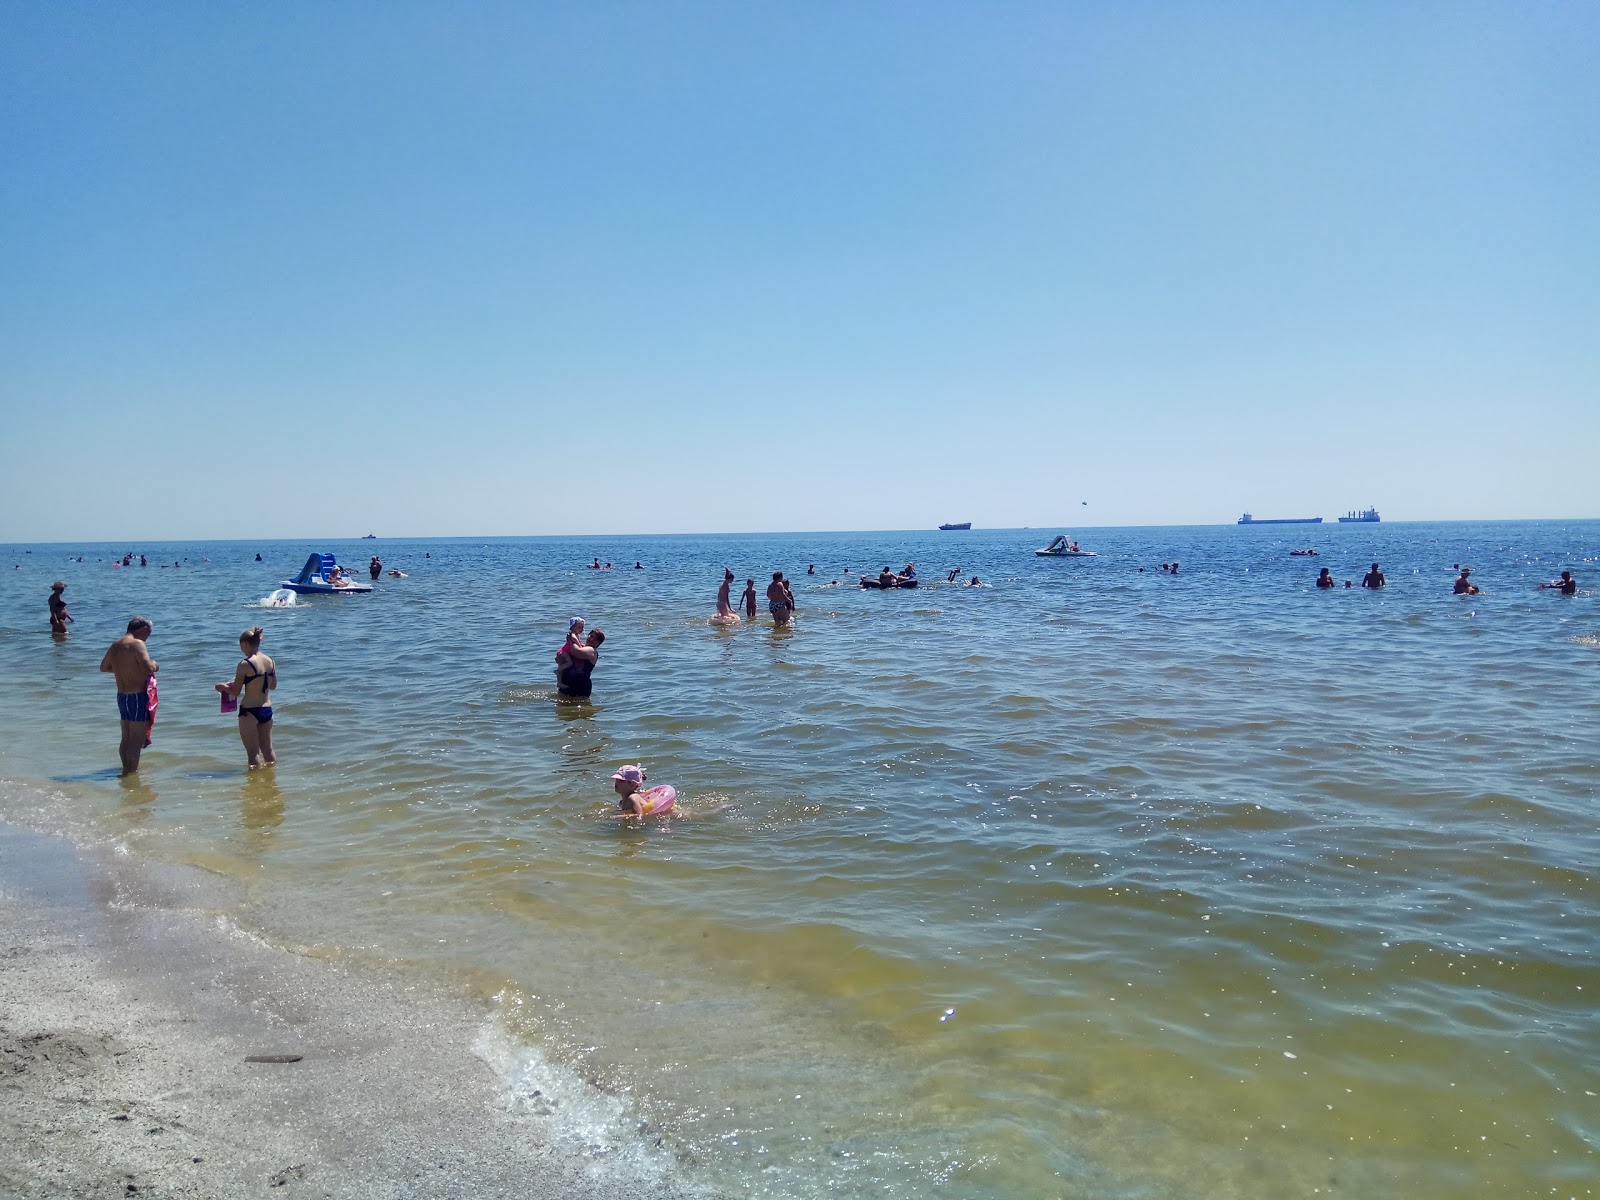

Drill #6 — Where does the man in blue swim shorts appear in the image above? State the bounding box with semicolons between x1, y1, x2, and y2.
100;616;158;774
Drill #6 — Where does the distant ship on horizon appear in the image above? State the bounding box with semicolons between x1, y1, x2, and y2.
1237;513;1322;525
1337;508;1381;523
938;522;972;531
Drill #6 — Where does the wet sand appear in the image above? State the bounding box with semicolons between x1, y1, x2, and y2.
0;818;698;1199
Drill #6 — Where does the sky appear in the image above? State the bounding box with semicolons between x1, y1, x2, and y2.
2;2;1596;541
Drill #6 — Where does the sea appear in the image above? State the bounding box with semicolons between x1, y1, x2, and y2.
1;521;1596;1198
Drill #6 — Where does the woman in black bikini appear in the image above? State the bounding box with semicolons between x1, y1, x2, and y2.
216;626;277;768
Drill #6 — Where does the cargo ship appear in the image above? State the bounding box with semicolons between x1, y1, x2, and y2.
1337;508;1380;523
938;522;972;531
1237;513;1322;525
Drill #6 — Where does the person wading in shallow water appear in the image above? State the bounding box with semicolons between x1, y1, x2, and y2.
767;572;793;624
100;616;157;774
48;581;72;635
217;625;278;769
556;629;605;698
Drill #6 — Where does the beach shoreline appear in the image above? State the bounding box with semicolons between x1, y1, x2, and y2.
0;810;701;1200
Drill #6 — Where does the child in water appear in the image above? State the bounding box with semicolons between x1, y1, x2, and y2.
558;617;585;666
741;578;758;620
611;765;677;818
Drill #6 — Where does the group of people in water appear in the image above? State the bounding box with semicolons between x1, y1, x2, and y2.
714;568;795;624
35;542;1588;800
1310;560;1580;596
94;617;275;775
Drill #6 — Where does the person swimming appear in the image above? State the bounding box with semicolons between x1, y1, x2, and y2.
610;764;676;817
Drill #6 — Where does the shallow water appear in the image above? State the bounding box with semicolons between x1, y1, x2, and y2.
2;523;1596;1197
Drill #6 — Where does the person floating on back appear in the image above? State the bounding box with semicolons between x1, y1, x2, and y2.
1539;570;1577;596
100;616;158;774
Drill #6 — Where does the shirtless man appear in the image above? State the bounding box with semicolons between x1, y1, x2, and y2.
716;568;736;619
1453;568;1479;595
1361;562;1386;589
1540;570;1577;596
766;572;793;624
48;581;72;635
741;578;758;620
100;617;158;774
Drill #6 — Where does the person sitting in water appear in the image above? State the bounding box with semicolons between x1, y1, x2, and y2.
1453;568;1480;595
1539;570;1577;595
328;565;352;587
590;557;602;569
1361;562;1386;589
902;562;917;580
609;764;676;818
556;628;604;698
1316;567;1334;588
877;566;897;588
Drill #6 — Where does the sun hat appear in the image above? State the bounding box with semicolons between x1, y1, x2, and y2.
611;765;646;784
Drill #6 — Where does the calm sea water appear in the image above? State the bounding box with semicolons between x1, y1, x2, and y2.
1;522;1596;1198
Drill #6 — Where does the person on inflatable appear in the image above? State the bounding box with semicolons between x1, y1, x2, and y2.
611;764;676;818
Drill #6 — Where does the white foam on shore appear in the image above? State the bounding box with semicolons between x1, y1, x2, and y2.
473;1003;703;1195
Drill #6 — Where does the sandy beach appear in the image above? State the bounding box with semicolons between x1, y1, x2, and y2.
0;814;698;1200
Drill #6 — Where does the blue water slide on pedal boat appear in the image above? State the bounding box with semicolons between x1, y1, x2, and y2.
1035;534;1098;557
282;552;373;595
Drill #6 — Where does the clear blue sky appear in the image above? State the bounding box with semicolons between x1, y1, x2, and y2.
2;2;1596;540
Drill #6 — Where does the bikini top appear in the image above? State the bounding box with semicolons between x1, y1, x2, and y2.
242;655;275;695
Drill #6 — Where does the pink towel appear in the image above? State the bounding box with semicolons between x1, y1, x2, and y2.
143;676;158;747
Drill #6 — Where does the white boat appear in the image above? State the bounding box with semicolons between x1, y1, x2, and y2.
1036;534;1097;557
282;552;373;595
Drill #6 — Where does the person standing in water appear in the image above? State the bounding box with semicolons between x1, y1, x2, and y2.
1316;567;1335;589
716;568;736;619
369;555;382;580
216;625;277;769
1539;570;1577;595
767;572;793;624
1361;562;1386;589
556;629;605;698
100;616;157;774
48;581;72;635
741;578;758;620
